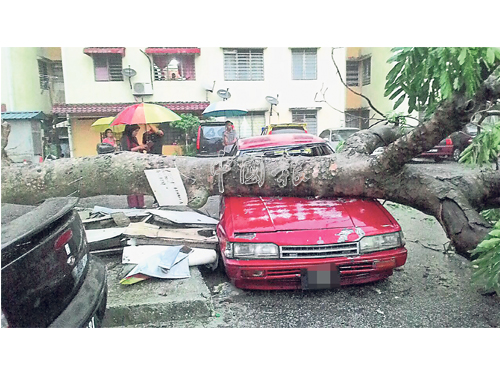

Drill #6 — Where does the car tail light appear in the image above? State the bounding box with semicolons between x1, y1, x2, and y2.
445;138;453;145
54;229;73;250
196;126;201;150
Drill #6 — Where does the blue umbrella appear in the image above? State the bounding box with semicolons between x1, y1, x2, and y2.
202;100;248;117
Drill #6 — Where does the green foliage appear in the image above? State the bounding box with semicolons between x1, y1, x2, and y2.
384;47;500;117
171;113;200;133
181;143;197;156
459;121;500;166
335;140;345;152
481;209;500;224
385;111;407;126
470;221;500;294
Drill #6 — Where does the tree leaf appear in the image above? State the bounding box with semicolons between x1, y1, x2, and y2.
458;48;467;65
486;48;496;65
393;94;406;110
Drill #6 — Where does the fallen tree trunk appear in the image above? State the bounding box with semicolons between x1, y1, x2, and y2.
2;74;500;258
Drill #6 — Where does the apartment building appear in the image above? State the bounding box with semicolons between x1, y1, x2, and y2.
345;47;416;129
1;47;65;162
54;47;346;156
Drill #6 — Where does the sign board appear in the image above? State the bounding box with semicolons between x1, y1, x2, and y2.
144;168;188;206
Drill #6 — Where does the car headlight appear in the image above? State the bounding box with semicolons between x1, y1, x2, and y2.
359;232;404;253
225;242;279;259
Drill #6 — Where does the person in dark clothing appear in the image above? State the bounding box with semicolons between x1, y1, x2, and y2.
142;124;164;155
121;124;148;208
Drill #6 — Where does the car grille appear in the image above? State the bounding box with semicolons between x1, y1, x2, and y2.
280;242;359;259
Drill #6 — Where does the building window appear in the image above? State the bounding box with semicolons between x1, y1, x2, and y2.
152;54;196;81
38;60;49;90
362;57;371;86
346;56;371;86
292;48;317;80
291;109;318;135
224;48;264;81
160;123;184;145
345;109;370;129
93;54;123;81
227;112;266;139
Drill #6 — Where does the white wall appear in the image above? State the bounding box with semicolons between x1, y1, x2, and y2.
61;47;346;134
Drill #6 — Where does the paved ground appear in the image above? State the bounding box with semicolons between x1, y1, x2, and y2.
77;195;500;328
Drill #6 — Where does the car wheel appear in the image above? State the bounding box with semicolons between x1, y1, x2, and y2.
452;148;462;162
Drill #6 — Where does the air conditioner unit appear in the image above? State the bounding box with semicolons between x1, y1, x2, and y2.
133;82;153;95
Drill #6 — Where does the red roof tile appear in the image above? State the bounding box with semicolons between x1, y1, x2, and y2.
83;47;126;56
145;47;200;54
52;102;209;116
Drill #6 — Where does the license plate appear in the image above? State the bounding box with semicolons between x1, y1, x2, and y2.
301;264;340;290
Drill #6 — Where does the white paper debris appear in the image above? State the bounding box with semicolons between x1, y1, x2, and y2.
144;168;188;206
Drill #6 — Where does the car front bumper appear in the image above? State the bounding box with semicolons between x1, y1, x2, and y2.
50;255;107;328
223;248;407;290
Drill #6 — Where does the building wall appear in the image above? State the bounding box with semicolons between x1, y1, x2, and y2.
1;47;53;113
61;47;346;134
345;47;417;127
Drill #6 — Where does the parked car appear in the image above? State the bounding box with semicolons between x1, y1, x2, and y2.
419;124;475;162
196;121;226;156
217;133;408;290
1;197;107;327
261;123;307;135
319;127;360;150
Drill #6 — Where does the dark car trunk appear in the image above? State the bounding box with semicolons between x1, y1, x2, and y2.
1;198;90;327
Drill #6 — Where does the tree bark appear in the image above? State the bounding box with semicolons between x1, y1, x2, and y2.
2;73;500;258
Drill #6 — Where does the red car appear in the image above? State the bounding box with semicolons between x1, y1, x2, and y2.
419;125;475;162
217;134;408;290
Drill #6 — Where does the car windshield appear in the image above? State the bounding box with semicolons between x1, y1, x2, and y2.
271;127;306;134
335;129;359;140
237;143;334;157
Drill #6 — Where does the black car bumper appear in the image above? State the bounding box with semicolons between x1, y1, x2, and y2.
49;255;107;328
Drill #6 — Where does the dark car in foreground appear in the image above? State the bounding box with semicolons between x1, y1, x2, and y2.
196;121;226;156
217;133;408;290
1;197;107;327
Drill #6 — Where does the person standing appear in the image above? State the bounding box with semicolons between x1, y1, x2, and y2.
223;121;238;155
142;124;164;155
121;125;148;208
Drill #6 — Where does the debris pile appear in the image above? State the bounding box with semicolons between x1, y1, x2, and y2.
82;205;219;285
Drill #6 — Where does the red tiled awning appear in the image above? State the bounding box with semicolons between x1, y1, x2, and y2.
52;102;209;116
83;47;126;56
145;47;200;54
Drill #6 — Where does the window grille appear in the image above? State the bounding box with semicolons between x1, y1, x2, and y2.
346;60;359;86
227;112;266;139
38;60;49;90
93;54;123;81
291;109;318;135
292;48;317;80
223;49;264;81
152;54;196;81
345;109;370;129
362;57;371;85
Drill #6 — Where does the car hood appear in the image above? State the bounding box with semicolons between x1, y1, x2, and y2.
224;196;395;234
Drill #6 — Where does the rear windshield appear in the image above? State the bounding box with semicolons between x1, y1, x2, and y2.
271;127;306;134
237;143;334;157
202;126;225;139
